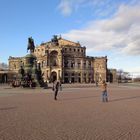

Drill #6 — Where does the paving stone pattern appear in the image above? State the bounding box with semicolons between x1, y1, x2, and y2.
0;84;140;140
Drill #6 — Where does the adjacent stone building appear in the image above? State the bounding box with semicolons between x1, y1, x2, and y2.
0;68;17;83
107;69;117;83
9;36;107;83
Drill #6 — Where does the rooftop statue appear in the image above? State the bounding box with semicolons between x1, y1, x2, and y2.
51;35;59;46
27;37;35;53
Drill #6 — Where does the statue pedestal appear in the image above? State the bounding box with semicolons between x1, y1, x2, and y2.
18;53;45;88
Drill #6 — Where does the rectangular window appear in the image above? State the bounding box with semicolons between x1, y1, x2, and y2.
64;73;68;76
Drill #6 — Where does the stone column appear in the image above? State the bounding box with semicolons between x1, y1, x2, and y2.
81;59;83;83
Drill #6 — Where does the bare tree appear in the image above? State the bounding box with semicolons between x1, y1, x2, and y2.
117;69;123;83
117;69;131;83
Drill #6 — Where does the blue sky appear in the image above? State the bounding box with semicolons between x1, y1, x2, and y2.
0;0;140;75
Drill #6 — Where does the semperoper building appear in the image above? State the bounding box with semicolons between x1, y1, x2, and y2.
9;35;107;83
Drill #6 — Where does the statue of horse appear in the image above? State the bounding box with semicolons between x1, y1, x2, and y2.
27;37;35;53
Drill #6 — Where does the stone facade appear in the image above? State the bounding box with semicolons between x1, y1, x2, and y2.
0;68;17;83
9;37;107;83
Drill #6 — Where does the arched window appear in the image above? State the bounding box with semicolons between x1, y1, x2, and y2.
50;51;58;66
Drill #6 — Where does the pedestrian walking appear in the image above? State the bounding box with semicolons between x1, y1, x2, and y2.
52;80;60;100
101;80;108;102
59;81;62;91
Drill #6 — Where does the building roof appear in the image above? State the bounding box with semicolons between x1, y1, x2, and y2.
58;38;81;47
39;37;81;48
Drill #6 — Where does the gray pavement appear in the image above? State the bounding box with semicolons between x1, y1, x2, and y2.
0;84;140;140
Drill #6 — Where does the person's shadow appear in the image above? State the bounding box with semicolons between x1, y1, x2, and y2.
60;95;98;101
0;106;17;111
109;96;140;102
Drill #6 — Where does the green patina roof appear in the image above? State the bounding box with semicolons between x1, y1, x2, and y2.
25;53;36;58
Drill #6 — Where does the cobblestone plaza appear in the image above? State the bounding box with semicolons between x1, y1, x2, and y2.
0;84;140;140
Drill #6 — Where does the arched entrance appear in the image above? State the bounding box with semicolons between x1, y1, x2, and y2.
51;71;57;82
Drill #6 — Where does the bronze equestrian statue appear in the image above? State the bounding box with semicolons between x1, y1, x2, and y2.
27;37;35;53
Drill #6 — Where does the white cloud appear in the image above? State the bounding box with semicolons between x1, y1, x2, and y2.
57;0;86;16
58;0;140;16
62;4;140;56
128;66;140;74
57;0;72;16
102;5;140;32
57;0;115;16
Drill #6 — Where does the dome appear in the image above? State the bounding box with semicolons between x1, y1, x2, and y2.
25;53;36;59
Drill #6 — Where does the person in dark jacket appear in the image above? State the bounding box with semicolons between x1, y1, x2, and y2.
52;81;60;100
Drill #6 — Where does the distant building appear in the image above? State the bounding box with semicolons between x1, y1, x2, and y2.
9;36;108;83
107;69;117;83
0;68;17;83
